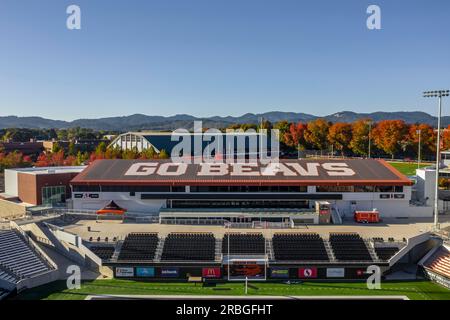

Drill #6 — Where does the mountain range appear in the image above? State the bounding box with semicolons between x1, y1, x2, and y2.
0;111;447;131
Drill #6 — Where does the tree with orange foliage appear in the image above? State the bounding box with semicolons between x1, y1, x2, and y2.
304;119;330;151
441;125;450;151
408;123;436;158
371;120;409;158
349;119;372;156
327;122;352;155
283;122;308;149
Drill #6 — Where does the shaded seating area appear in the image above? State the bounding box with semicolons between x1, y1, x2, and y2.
222;233;265;255
272;233;329;261
118;233;159;261
161;233;215;261
375;246;400;260
90;246;115;260
0;230;52;278
97;200;126;215
425;247;450;278
329;233;372;261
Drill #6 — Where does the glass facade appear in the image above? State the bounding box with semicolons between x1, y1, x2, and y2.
42;186;66;206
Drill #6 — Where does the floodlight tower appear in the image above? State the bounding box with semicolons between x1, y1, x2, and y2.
423;90;450;231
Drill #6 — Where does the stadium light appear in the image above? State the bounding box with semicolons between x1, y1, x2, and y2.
423;89;450;231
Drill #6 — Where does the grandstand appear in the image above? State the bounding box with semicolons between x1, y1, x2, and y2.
118;233;159;261
0;230;53;278
329;233;373;261
424;246;450;279
161;233;215;261
272;233;329;261
89;246;115;261
222;233;265;255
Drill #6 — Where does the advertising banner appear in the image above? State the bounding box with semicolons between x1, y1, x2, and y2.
298;267;318;278
202;267;221;278
326;268;345;278
161;267;180;277
116;267;134;277
271;268;290;279
136;267;155;277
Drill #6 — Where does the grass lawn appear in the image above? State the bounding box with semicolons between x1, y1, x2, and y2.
14;279;450;300
387;162;430;176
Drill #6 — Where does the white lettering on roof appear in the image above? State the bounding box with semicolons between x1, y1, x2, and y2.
123;162;356;177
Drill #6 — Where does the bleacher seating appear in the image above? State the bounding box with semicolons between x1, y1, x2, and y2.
0;230;52;278
0;267;19;284
222;233;265;255
89;246;115;260
118;233;159;261
375;246;400;260
329;233;372;261
272;233;329;261
161;233;215;261
425;247;450;278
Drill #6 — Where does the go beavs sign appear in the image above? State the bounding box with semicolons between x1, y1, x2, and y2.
124;162;356;177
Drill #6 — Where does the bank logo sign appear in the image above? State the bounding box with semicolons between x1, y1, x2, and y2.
298;267;318;278
161;267;179;277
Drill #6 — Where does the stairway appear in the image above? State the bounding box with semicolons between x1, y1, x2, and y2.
265;238;274;260
215;238;223;262
111;240;124;261
323;239;336;262
364;239;380;262
153;237;165;262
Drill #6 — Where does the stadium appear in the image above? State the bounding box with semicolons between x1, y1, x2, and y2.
1;158;449;301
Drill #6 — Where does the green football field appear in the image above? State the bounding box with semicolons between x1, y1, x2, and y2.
387;161;430;176
13;279;450;300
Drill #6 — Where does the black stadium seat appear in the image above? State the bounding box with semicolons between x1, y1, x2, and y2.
375;246;399;260
329;233;372;261
90;246;115;260
118;233;159;261
222;233;265;255
161;233;215;261
272;233;329;261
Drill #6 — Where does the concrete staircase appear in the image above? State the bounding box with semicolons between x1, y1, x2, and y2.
111;240;124;261
323;239;337;262
153;237;165;262
265;238;274;261
364;239;380;262
215;238;223;262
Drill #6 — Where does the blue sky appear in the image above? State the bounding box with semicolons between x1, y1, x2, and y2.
0;0;449;120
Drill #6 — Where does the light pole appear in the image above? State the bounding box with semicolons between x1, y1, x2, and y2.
423;90;450;231
417;129;421;169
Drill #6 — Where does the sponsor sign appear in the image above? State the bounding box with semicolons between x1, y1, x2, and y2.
202;267;221;278
116;267;134;277
379;194;391;199
271;268;290;278
298;267;317;278
161;267;179;277
326;268;345;278
136;267;155;277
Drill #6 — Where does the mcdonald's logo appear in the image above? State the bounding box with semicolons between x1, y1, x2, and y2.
202;267;221;278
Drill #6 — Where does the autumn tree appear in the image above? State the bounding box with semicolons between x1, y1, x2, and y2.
283;122;308;149
349;119;372;156
372;120;408;158
304;119;330;151
409;123;436;159
327;122;352;155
